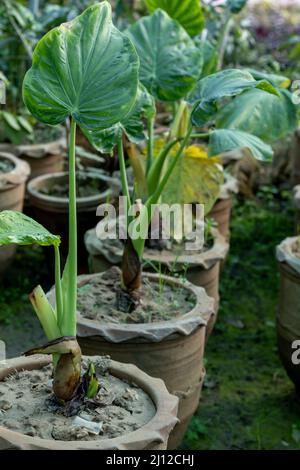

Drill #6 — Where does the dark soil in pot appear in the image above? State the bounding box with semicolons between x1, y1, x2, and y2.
71;268;214;449
276;237;300;399
0;356;178;450
27;171;119;273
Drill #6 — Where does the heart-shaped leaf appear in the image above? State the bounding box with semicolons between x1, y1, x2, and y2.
127;9;202;102
0;211;60;247
216;88;297;142
208;129;273;161
188;68;278;127
84;83;156;153
145;0;205;37
23;2;139;131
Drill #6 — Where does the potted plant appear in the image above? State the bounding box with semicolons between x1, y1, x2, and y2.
71;6;289;447
276;236;300;401
0;2;178;450
0;152;30;276
27;160;120;272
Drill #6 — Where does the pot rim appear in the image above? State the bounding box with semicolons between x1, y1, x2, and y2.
0;152;30;189
0;355;178;450
0;135;66;159
27;171;118;207
73;271;214;343
277;236;300;277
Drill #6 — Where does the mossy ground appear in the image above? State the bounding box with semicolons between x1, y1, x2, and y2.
0;186;300;448
183;186;300;450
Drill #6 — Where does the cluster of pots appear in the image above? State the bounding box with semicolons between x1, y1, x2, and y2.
2;128;300;450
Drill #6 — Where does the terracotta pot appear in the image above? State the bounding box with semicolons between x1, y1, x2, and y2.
208;198;232;241
0;137;66;180
0;356;178;450
207;176;238;241
291;128;300;186
74;271;214;449
276;237;300;398
27;171;119;272
0;152;30;276
85;227;228;335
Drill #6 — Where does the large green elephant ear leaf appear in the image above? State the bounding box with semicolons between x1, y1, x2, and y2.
162;146;224;215
188;68;278;127
216;88;298;143
208;129;273;162
84;83;156;153
22;2;139;130
145;0;204;37
0;211;60;247
127;9;202;102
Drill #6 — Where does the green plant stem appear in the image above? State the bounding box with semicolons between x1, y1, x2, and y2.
146;117;154;174
169;100;188;141
118;135;131;221
147;138;179;194
191;132;211;139
217;11;234;71
132;126;192;259
54;244;63;324
148;125;193;206
64;117;77;337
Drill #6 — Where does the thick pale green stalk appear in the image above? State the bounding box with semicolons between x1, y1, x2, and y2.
217;11;234;71
146;117;154;174
132;126;193;258
147;138;179;194
61;118;77;337
54;244;63;324
118;135;131;223
191;132;211;139
169;100;188;141
148;126;193;207
29;286;61;341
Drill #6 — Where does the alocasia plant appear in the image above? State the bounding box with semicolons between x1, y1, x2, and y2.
0;1;139;402
81;9;294;312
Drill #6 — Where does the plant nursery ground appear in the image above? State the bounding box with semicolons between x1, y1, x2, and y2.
1;185;300;450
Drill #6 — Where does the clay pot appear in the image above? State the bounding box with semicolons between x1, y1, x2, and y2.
27;171;119;271
208;198;232;240
276;237;300;398
75;271;214;449
85;226;228;335
0;355;178;450
208;176;238;241
0;137;66;180
0;153;30;276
